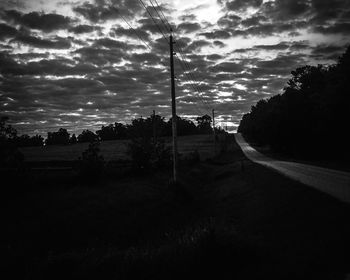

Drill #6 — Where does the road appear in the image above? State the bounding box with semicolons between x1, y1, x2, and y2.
235;133;350;203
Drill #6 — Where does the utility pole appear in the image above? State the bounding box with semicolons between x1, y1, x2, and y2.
212;109;216;155
170;34;178;183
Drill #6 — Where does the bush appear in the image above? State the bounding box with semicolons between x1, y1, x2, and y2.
183;150;200;165
0;116;24;168
127;137;171;172
78;141;105;182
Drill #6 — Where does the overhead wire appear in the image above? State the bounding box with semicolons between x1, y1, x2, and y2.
137;0;209;117
153;0;173;32
117;11;152;50
145;1;212;115
173;48;212;112
138;0;169;43
174;54;211;114
149;0;171;33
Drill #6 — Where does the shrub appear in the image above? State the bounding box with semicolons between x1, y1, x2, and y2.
127;137;171;172
78;141;105;182
0;116;24;168
183;149;200;165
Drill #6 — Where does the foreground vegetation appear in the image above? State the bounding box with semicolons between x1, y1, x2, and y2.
18;134;214;162
3;135;350;280
238;46;350;161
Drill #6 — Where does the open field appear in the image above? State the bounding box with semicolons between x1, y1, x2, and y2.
19;134;214;162
3;135;350;279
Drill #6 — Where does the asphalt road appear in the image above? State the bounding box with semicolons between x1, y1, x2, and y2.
235;133;350;203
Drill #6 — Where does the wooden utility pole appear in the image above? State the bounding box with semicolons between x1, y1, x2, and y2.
212;109;216;155
170;35;178;182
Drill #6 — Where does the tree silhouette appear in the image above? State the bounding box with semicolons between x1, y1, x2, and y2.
0;116;24;167
77;130;98;143
196;114;212;134
238;45;350;160
46;128;70;145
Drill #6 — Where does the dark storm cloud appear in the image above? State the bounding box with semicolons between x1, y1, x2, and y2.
217;14;241;28
213;40;225;48
73;2;118;22
74;46;124;65
73;0;143;22
209;62;244;73
215;0;350;39
128;52;161;65
111;26;150;40
310;44;349;60
241;15;266;27
309;0;350;23
233;21;307;37
2;10;71;32
313;23;350;35
232;41;311;53
259;0;350;23
251;54;307;76
206;54;223;61
138;17;169;35
69;24;99;34
260;0;310;19
0;23;17;39
12;34;72;49
200;30;231;39
222;0;263;11
311;44;347;56
0;52;97;77
185;39;212;52
177;22;201;33
0;52;25;76
254;42;290;51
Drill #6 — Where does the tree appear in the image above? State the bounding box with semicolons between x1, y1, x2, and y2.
196;114;212;134
14;134;44;147
45;128;70;145
96;122;128;141
77;130;98;143
78;141;105;182
69;134;77;144
238;45;350;160
0;116;23;167
168;116;197;136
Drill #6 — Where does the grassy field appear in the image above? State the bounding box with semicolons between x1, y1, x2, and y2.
19;134;214;162
3;135;350;279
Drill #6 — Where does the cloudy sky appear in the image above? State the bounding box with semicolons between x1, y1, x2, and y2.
0;0;349;135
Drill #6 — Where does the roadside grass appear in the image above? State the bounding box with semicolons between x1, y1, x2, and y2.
18;134;214;162
3;134;350;279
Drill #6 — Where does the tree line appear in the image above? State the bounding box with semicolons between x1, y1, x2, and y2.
2;114;221;147
238;45;350;160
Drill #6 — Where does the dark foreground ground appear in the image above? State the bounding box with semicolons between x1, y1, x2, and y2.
2;136;350;280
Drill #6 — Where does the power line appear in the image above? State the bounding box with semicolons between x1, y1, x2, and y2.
149;0;171;33
174;55;211;115
174;44;213;111
153;0;173;32
137;0;212;114
117;10;152;50
174;52;212;112
138;0;169;43
174;55;210;112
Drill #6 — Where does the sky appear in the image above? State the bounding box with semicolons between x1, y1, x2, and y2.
0;0;350;135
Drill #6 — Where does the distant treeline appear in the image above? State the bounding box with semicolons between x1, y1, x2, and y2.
3;114;223;147
238;45;350;160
